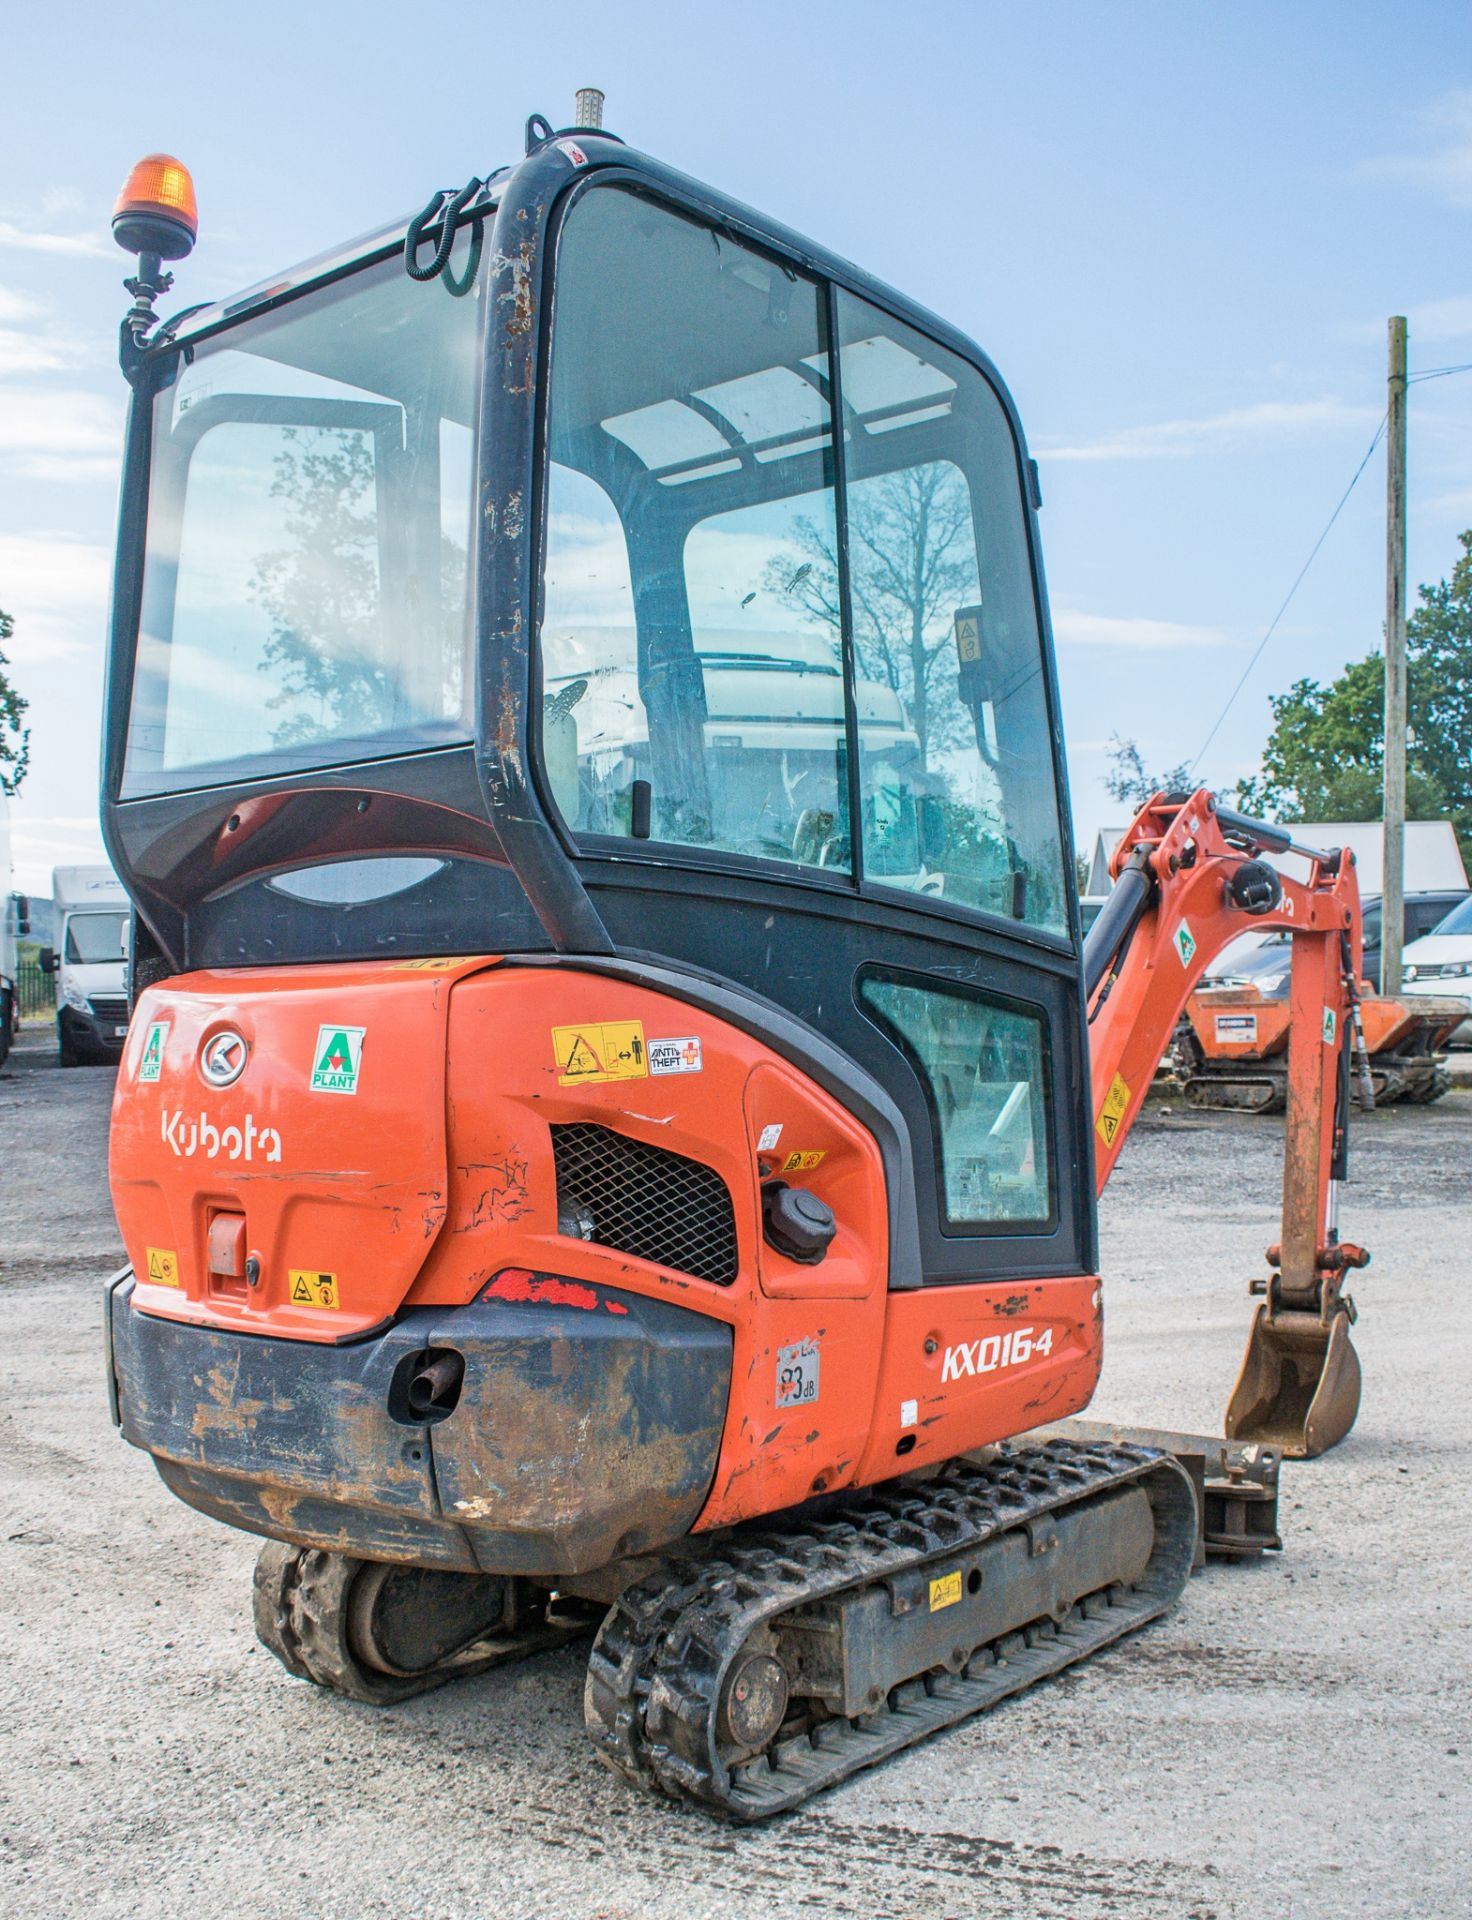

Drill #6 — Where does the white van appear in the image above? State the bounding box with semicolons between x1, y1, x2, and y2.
42;865;130;1066
1402;893;1472;1046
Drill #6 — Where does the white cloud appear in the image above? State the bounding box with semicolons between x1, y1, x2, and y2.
1359;89;1472;210
0;326;69;376
0;288;43;323
1037;398;1375;463
0;220;111;260
0;532;113;622
0;387;123;480
1345;293;1472;348
1051;608;1225;650
1406;294;1472;344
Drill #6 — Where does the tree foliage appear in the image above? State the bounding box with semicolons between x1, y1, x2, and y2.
1237;528;1472;863
1103;733;1192;810
0;609;30;797
251;429;393;747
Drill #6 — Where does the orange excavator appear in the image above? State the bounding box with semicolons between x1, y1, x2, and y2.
99;104;1367;1818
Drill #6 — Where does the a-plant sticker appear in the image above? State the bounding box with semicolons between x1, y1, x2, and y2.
1173;921;1197;967
1322;1006;1338;1046
310;1025;366;1095
138;1021;168;1083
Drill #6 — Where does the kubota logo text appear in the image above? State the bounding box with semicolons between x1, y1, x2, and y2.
941;1325;1053;1382
161;1109;282;1162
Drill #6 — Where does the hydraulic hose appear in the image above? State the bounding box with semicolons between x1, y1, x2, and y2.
1083;849;1157;1001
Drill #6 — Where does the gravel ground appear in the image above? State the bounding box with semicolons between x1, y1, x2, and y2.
1;1020;1467;1920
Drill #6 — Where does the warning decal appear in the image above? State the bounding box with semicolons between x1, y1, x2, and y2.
1095;1072;1132;1148
782;1149;826;1173
929;1570;962;1613
289;1270;340;1310
138;1021;168;1084
552;1020;648;1085
954;611;981;664
310;1025;365;1095
394;956;480;971
145;1246;180;1287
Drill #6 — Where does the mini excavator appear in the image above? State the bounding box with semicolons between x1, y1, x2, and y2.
100;101;1367;1818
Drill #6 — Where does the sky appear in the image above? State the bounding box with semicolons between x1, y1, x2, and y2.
2;0;1470;896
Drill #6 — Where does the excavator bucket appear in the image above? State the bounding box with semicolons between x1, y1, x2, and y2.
1225;1303;1361;1459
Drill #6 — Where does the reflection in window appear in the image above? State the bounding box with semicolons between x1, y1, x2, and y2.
126;252;484;790
542;186;844;868
860;971;1053;1228
540;184;1070;934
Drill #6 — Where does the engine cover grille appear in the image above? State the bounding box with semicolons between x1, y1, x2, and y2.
551;1123;739;1286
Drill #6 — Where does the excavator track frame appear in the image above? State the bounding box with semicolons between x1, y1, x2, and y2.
585;1440;1195;1819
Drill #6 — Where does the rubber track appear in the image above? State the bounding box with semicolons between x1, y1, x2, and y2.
253;1544;583;1704
584;1440;1197;1819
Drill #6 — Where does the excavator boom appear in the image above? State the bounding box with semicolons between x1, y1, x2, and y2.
1083;790;1367;1455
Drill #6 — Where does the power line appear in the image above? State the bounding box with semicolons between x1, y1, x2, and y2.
1408;361;1472;384
1187;413;1388;775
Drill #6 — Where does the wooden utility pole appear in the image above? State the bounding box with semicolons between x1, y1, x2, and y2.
1382;316;1408;993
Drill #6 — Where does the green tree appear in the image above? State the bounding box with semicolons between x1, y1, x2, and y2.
1237;528;1472;863
1103;734;1192;809
0;610;30;796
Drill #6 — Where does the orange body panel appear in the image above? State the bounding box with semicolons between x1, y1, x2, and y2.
110;958;1102;1537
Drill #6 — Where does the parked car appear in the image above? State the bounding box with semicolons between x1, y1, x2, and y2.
1206;889;1469;997
1402;894;1472;1045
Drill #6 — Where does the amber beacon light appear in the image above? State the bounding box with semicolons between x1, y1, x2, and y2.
112;153;198;261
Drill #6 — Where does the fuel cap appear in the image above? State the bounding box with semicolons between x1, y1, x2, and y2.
762;1182;836;1265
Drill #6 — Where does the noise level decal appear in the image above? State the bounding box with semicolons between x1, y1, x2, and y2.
289;1270;340;1310
145;1246;180;1287
552;1020;648;1085
1095;1072;1132;1147
310;1025;365;1095
138;1021;168;1083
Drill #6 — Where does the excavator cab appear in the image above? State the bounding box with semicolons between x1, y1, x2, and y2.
106;130;1094;1295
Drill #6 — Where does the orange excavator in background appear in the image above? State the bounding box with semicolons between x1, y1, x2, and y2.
99;103;1370;1819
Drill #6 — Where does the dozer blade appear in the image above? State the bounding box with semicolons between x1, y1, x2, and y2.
1224;1303;1361;1459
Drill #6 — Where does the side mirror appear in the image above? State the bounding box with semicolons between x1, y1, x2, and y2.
38;947;56;974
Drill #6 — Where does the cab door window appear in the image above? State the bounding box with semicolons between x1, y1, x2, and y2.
541;185;845;869
859;968;1055;1231
832;293;1068;935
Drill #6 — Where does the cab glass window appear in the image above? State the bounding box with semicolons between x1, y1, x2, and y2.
542;187;846;869
830;291;1067;934
125;248;485;793
860;969;1054;1230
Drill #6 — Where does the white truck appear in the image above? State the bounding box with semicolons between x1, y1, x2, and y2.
0;792;30;1065
41;865;130;1066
